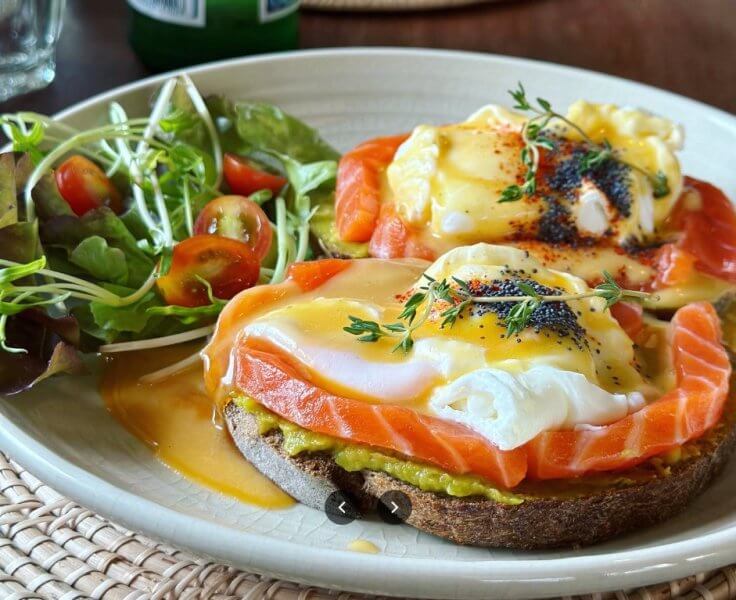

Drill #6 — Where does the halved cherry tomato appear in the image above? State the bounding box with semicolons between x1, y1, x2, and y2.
55;155;123;216
156;235;260;307
193;195;273;261
223;153;287;196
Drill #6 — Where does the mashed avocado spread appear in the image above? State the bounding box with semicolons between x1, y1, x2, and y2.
233;396;523;505
233;392;732;504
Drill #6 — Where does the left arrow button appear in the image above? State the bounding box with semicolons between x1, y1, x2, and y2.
325;491;359;525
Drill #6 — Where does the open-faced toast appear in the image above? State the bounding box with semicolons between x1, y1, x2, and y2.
224;398;736;549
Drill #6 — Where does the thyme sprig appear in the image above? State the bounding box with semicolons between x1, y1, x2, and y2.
344;271;649;354
498;83;670;203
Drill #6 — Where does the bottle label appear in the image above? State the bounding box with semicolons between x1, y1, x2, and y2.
128;0;206;28
259;0;299;23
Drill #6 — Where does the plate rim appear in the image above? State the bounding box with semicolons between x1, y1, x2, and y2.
2;47;736;599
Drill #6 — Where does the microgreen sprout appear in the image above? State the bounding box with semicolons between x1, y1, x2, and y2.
0;257;157;352
2;74;223;252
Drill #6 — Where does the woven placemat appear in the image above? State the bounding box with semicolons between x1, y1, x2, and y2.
301;0;498;11
1;453;735;600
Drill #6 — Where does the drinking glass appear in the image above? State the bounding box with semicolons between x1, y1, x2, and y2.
0;0;65;102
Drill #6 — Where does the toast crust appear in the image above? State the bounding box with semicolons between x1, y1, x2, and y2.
224;401;736;549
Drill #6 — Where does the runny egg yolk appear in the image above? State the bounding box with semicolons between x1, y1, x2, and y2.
385;101;684;247
239;245;651;415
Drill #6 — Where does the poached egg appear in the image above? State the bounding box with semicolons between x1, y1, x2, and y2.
386;101;683;247
216;245;655;451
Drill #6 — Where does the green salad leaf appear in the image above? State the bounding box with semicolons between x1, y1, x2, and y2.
164;83;213;153
89;288;161;336
147;301;224;324
204;96;373;260
40;208;154;288
69;236;129;285
0;78;352;392
278;154;338;201
207;96;340;164
147;275;225;325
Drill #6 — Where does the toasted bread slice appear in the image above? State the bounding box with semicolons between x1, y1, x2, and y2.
224;401;736;549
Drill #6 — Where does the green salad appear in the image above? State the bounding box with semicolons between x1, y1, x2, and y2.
0;75;340;393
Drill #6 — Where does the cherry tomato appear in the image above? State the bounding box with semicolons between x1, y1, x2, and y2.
223;153;287;196
55;155;123;216
156;235;260;307
193;195;273;261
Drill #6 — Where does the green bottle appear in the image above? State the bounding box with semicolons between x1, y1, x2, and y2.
128;0;300;72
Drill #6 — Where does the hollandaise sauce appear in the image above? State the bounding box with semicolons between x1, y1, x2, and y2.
101;343;294;508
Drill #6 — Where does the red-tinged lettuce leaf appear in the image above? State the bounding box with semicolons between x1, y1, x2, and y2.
7;151;74;221
14;153;33;192
0;309;84;395
0;153;42;262
32;170;74;220
0;220;42;264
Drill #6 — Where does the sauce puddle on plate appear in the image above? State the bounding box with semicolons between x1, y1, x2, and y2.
101;343;294;509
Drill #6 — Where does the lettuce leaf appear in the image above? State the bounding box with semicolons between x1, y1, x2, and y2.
40;207;154;287
79;285;217;343
0;220;42;264
278;154;338;201
206;96;340;164
69;236;128;285
89;290;161;336
32;171;74;220
0;309;84;395
147;301;224;325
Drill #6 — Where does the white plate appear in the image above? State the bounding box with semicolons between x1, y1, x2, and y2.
2;49;736;600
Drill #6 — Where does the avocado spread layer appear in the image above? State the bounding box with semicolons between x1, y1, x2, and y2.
233;394;732;503
233;396;523;505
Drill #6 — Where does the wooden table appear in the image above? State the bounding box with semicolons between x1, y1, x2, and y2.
0;0;734;115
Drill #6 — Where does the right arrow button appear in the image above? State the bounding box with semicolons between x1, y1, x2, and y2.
377;490;412;525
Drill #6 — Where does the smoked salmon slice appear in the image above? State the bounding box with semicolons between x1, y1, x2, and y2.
215;263;730;488
676;178;736;283
335;134;409;243
527;302;731;479
233;344;528;489
287;259;351;291
653;243;696;289
609;301;644;342
368;203;435;260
